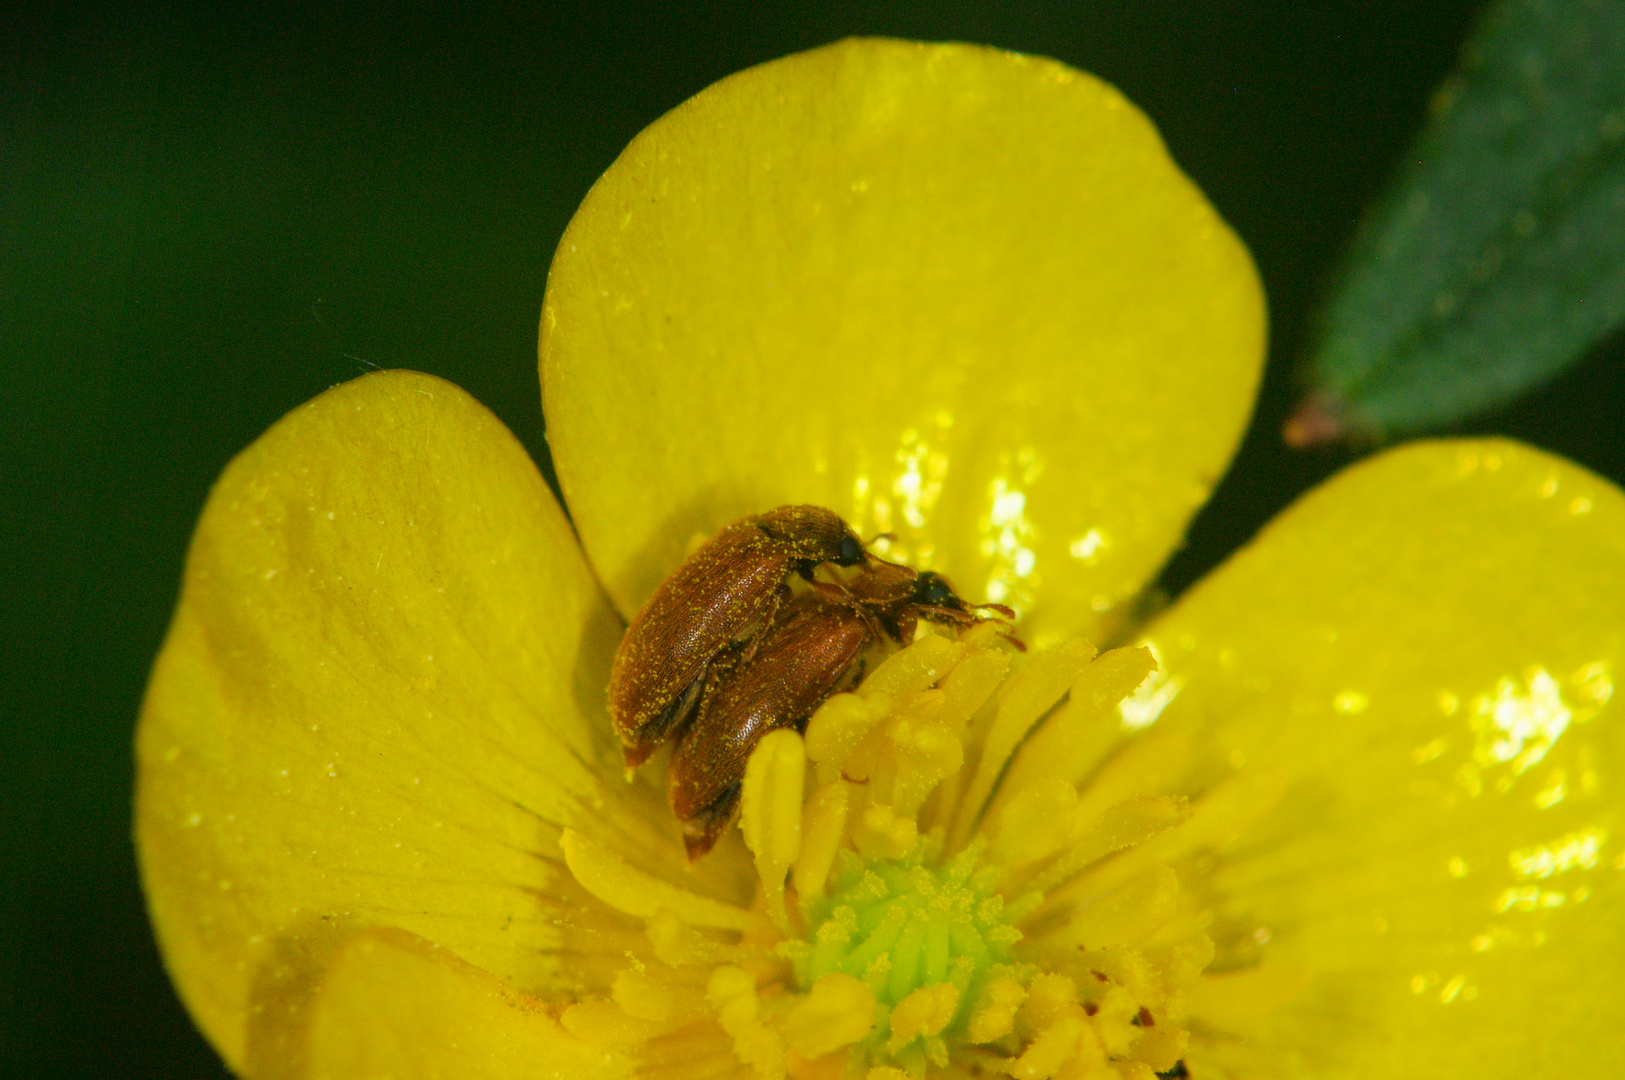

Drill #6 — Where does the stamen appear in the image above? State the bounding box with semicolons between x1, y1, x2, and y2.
561;829;755;930
562;627;1291;1078
708;965;785;1079
950;640;1098;849
738;728;805;930
966;973;1026;1043
997;646;1157;801
1025;793;1190;896
780;973;875;1059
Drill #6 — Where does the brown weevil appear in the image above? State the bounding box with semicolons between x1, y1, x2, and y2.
667;584;877;858
668;559;1020;858
607;505;869;768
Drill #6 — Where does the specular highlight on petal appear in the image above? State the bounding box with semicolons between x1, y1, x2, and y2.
1139;439;1625;1078
542;38;1265;645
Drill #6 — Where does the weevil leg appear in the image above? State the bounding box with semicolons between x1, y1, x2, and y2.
831;655;868;701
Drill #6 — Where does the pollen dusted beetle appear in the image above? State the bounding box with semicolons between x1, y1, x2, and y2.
667;559;1019;859
607;505;869;768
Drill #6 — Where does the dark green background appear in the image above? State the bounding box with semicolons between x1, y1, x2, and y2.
4;3;1621;1076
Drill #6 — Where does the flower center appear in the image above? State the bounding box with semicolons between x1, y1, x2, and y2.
797;841;1020;1010
561;623;1291;1079
781;838;1032;1068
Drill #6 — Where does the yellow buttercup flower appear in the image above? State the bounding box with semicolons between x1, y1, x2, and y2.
136;39;1625;1080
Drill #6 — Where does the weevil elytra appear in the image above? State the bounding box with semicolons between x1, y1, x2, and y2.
667;559;1019;858
666;584;876;859
607;505;869;768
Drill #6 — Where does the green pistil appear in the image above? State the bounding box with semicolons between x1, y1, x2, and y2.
785;839;1035;1042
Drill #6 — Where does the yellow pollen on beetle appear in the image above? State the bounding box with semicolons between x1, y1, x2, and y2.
563;623;1293;1079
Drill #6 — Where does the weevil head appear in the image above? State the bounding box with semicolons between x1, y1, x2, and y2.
911;570;970;612
833;530;866;567
909;571;1024;648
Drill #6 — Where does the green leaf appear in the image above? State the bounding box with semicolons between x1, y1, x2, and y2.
1292;0;1625;445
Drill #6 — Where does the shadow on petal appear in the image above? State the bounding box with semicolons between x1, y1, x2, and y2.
243;924;632;1080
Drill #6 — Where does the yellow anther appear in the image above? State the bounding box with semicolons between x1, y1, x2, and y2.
936;646;1012;730
1090;986;1141;1057
1019;973;1079;1032
1031;794;1190;894
954;640;1096;848
1088;792;1191;857
993;775;1078;865
613;966;705;1023
1146;932;1216;1008
1066;1020;1109;1077
708;964;757;1006
1007;1009;1083;1079
859;634;966;702
1129;1026;1189;1073
805;692;883;770
852;802;917;859
1078;946;1157;1009
999;646;1156;798
643;911;726;967
886;982;960;1052
890;687;946;730
1071;766;1287;906
741;728;806;929
708;965;786;1080
561;829;752;930
888;717;965;817
968;975;1028;1043
794;779;851;905
1065;729;1194;837
782;972;877;1059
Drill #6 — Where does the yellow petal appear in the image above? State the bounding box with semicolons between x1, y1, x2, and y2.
1141;439;1625;1077
292;928;629;1080
541;38;1263;643
134;371;708;1072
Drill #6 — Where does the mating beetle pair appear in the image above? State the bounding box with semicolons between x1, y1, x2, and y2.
608;505;1016;858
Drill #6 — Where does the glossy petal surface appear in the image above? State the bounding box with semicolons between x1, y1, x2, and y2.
542;38;1263;643
1141;440;1625;1078
134;372;717;1072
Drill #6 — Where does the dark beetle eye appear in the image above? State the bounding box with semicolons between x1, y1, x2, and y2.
836;534;865;566
915;571;961;608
